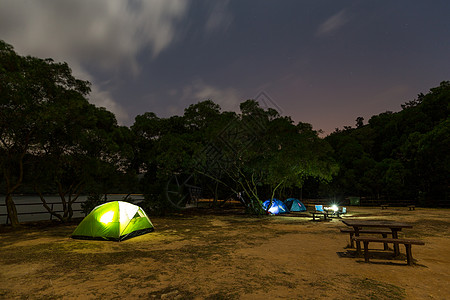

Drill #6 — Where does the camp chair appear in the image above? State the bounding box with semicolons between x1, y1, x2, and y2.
315;205;324;212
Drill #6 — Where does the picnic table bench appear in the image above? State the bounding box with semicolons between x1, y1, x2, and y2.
341;219;413;256
340;227;392;249
381;204;389;210
311;210;333;221
408;205;416;211
311;205;328;221
353;236;425;265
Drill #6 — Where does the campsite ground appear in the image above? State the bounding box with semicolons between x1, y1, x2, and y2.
1;206;449;299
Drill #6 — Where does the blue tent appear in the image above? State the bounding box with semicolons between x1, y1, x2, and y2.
284;198;307;212
262;199;289;215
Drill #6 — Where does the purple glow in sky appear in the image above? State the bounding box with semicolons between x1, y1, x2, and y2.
1;0;449;134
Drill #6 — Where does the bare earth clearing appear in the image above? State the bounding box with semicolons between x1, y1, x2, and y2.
0;206;449;299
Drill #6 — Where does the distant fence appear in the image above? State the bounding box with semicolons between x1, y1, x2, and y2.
0;194;145;225
357;199;415;206
302;197;450;208
0;202;84;225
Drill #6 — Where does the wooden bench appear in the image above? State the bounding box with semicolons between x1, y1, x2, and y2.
340;228;392;249
381;204;389;210
353;237;425;265
311;211;332;221
408;205;415;211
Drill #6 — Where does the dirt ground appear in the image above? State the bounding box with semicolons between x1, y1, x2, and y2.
0;206;449;299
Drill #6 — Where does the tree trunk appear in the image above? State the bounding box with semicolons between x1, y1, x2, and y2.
5;193;19;227
212;181;219;208
36;189;64;222
3;157;25;227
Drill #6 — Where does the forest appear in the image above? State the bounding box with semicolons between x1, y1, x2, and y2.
1;40;449;227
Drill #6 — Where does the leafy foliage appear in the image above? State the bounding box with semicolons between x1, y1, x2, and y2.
1;41;133;224
324;81;450;206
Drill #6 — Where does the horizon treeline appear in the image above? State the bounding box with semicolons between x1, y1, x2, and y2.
1;40;449;225
319;81;449;206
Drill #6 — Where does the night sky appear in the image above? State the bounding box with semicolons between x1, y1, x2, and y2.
1;0;449;135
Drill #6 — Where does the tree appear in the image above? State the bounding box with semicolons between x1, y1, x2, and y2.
131;109;203;213
356;117;364;128
194;100;338;214
29;105;124;222
183;100;221;131
0;40;90;226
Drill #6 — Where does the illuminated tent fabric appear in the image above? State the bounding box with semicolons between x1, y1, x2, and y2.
284;198;307;212
262;199;288;215
72;201;154;241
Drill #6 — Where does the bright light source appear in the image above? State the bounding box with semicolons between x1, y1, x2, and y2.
331;204;338;212
100;211;114;224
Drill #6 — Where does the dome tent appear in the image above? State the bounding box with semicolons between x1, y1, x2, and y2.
262;198;289;215
284;198;307;212
72;201;154;241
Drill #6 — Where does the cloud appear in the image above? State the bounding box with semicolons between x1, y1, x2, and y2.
0;0;189;124
90;86;130;125
204;1;233;34
60;66;130;124
0;0;188;74
316;9;349;36
166;79;243;115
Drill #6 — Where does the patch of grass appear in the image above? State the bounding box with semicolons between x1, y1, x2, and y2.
205;291;239;300
410;219;450;237
279;280;297;289
308;279;331;288
176;244;227;259
0;289;9;298
0;241;169;274
280;270;294;276
351;278;405;300
147;287;195;299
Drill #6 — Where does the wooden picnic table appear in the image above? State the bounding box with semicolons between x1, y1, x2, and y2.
310;210;331;221
341;219;413;256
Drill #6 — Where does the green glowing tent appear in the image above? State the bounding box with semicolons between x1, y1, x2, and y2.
72;201;154;241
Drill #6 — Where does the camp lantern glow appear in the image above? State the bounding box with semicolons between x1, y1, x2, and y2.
324;204;339;212
100;211;114;224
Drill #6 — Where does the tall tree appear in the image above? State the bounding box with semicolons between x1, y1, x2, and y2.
29;105;123;222
0;40;90;226
195;100;338;214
